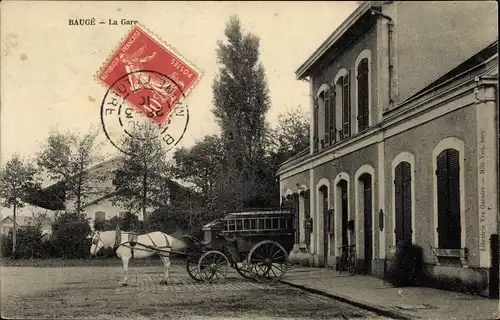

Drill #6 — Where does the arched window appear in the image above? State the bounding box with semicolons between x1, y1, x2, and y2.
357;58;370;132
436;148;461;249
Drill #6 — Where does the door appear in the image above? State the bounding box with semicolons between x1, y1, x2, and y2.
340;181;349;252
436;149;461;249
394;162;412;244
363;174;373;273
293;193;300;244
304;190;311;247
321;187;329;267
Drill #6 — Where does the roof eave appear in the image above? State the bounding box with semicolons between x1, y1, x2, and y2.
295;2;374;80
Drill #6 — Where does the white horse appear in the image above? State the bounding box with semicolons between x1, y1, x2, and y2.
89;229;187;286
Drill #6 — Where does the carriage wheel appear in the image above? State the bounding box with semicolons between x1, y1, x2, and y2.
234;261;254;280
197;250;230;283
186;256;204;282
247;240;288;283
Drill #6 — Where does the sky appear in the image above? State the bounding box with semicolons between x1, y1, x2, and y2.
0;1;358;217
1;1;358;162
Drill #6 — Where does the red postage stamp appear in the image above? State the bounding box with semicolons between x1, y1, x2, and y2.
96;25;201;125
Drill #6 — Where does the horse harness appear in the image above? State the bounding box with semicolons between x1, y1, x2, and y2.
116;232;172;259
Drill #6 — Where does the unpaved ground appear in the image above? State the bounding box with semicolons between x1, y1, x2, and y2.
1;262;389;319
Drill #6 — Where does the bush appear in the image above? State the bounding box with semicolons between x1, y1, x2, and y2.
0;226;51;259
385;240;424;287
1;233;12;257
51;212;92;258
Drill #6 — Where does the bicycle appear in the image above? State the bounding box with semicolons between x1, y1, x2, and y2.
338;244;357;276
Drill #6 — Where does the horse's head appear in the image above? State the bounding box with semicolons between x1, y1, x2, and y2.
89;231;105;256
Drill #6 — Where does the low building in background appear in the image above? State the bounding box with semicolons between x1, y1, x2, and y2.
24;156;198;231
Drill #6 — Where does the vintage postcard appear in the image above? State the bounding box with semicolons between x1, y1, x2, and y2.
1;1;499;319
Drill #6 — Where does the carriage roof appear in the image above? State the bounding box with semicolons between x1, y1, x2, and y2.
223;209;294;219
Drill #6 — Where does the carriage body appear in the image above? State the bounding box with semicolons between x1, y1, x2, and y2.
188;208;296;283
219;209;295;255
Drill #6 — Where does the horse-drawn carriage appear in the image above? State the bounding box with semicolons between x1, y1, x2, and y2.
89;207;295;286
181;208;295;283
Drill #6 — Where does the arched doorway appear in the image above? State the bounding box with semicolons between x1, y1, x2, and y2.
394;161;412;244
359;173;373;273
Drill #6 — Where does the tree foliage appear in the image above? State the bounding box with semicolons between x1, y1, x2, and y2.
268;106;310;162
0;154;41;257
172;134;225;208
112;123;171;221
36;127;106;213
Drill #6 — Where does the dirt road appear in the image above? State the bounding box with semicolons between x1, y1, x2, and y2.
1;263;389;319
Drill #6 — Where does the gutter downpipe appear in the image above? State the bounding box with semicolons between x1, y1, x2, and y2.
371;9;395;109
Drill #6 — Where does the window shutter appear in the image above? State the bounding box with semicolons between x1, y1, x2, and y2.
313;98;319;151
324;90;330;145
402;162;412;242
342;72;351;138
436;150;449;248
394;164;403;244
357;59;369;132
447;149;461;249
362;60;369;129
329;89;336;143
304;189;310;218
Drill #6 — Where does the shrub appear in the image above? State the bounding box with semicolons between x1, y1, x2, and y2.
51;213;92;258
385;240;424;287
15;225;44;258
1;233;12;257
0;226;49;259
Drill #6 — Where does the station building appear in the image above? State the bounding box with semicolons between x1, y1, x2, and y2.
279;1;498;296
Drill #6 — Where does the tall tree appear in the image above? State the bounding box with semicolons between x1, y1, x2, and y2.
0;154;41;257
212;15;271;209
37;127;106;214
112;123;171;221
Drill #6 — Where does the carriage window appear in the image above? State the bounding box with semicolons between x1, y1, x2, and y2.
250;219;256;230
244;219;250;230
236;219;243;230
265;218;271;230
258;219;265;230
